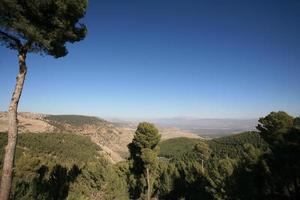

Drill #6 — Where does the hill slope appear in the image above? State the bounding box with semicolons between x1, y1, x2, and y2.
0;112;200;162
159;131;269;159
0;132;129;200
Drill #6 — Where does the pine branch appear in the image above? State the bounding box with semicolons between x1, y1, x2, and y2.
0;30;21;48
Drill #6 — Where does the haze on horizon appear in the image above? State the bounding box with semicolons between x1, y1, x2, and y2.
1;0;300;119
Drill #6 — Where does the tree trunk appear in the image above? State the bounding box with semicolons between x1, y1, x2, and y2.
146;167;151;200
0;50;27;200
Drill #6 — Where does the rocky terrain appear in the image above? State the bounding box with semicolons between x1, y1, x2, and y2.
0;112;200;162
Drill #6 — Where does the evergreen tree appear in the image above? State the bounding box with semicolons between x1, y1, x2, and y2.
293;117;300;128
256;112;300;199
193;141;212;172
257;111;294;144
128;122;161;200
0;1;87;199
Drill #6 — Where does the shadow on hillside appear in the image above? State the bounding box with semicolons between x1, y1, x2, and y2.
31;164;81;200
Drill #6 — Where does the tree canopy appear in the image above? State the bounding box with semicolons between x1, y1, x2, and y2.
0;1;88;199
129;122;161;151
128;122;161;199
256;111;294;144
194;141;212;160
0;0;87;56
257;111;294;134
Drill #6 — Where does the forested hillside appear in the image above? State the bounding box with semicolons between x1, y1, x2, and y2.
159;131;268;159
0;111;299;199
0;112;200;163
155;112;300;200
0;132;129;200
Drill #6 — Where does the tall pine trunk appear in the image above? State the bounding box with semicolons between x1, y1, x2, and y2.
146;167;151;200
0;50;27;200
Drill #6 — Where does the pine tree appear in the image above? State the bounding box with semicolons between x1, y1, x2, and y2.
128;122;161;200
0;1;87;199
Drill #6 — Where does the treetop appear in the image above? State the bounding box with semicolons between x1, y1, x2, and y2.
0;0;88;57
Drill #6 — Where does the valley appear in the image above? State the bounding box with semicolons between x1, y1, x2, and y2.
0;112;200;162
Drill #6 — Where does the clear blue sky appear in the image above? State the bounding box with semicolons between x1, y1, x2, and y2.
1;0;300;119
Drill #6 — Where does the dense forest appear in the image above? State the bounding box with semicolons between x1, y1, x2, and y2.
0;111;299;200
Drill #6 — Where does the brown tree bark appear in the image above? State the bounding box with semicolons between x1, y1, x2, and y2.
0;50;27;200
146;167;151;200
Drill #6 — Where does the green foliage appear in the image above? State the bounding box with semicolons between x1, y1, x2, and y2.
141;148;157;169
159;132;268;160
0;132;129;200
159;137;201;158
255;113;300;199
257;111;294;133
257;111;294;144
0;0;87;57
217;158;236;177
45;115;106;127
154;111;300;200
156;132;269;199
207;131;268;159
72;161;129;200
19;133;101;164
194;141;212;160
128;122;161;175
293;117;300;128
0;132;101;166
129;122;161;151
13;164;81;200
1;111;299;200
128;122;161;199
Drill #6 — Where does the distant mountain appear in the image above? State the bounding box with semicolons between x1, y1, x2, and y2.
149;117;258;137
